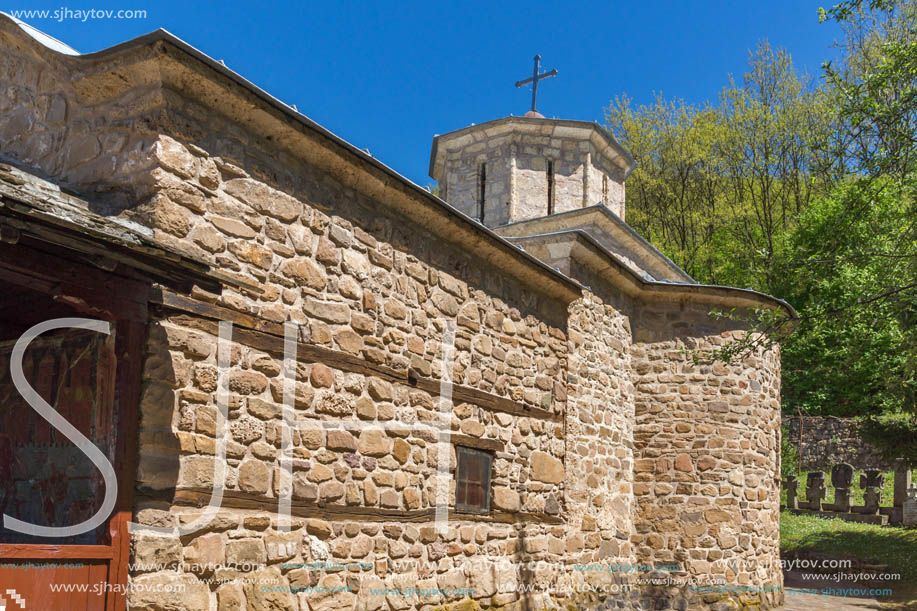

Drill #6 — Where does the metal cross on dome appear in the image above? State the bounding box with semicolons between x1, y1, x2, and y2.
515;54;558;114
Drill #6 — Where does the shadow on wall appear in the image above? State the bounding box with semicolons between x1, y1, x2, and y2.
134;322;182;500
632;302;756;345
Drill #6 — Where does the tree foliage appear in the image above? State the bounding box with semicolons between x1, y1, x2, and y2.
606;2;917;420
607;42;838;293
776;179;915;415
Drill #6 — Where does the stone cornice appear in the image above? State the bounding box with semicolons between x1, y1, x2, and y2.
507;230;797;318
429;115;636;182
495;204;695;283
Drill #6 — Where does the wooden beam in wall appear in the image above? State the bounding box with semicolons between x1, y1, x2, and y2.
161;488;563;526
150;289;562;423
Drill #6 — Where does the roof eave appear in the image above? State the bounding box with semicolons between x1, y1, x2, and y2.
496;204;695;284
508;230;797;319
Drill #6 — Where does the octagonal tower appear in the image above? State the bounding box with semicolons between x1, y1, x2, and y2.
430;116;635;227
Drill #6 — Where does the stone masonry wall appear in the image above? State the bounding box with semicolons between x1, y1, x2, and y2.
563;292;637;591
127;119;575;610
515;142;582;218
0;26;161;210
439;140;513;226
784;416;893;471
512;130;626;221
631;304;783;609
134;311;566;610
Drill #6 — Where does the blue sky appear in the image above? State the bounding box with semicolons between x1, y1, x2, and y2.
9;0;844;186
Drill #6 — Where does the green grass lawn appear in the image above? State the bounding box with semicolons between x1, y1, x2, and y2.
781;510;917;607
781;511;917;581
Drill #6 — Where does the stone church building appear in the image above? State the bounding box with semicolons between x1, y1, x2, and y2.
0;15;792;611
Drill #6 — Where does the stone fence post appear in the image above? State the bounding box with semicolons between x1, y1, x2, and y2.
894;459;912;508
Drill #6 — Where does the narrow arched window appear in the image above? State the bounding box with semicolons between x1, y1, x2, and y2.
478;163;486;222
547;160;554;215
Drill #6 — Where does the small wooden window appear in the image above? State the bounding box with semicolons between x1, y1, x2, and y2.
478;163;486;222
455;446;492;514
547;160;555;215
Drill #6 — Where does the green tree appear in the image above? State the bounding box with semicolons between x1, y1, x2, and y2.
714;43;840;291
606;41;837;292
606;2;917;422
606;95;721;280
823;0;917;181
811;0;917;418
776;179;915;416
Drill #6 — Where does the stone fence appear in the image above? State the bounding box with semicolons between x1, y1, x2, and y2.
782;459;916;526
785;415;893;471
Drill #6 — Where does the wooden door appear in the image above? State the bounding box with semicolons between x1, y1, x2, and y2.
0;242;147;611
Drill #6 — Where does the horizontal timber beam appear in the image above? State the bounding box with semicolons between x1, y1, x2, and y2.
150;288;561;423
158;488;563;525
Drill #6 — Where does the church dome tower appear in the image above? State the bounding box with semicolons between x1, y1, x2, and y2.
429;57;692;285
429;116;634;228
